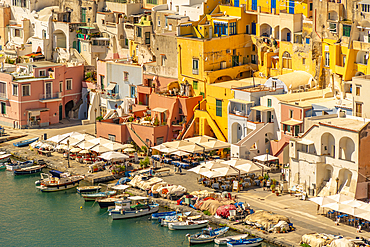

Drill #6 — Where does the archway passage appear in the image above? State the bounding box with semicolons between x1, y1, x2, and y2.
231;122;242;143
53;30;67;48
65;100;74;118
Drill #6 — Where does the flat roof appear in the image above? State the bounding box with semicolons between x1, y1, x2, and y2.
282;97;335;108
229;99;253;104
18;61;62;68
211;77;265;89
251;105;272;111
311;98;352;110
281;119;303;125
319;118;367;132
273;88;332;102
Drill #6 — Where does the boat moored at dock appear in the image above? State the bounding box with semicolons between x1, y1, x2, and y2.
6;160;34;171
13;137;39;147
35;170;84;192
77;186;102;193
187;227;229;244
168;220;209;230
108;196;159;220
14;165;46;175
214;234;249;245
226;237;263;247
82;191;117;201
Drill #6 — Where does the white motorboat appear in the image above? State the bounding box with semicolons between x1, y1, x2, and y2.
6;160;33;171
168;220;209;230
35;170;84;192
214;234;249;245
226;237;263;247
108;196;159;220
187;227;229;244
161;215;201;227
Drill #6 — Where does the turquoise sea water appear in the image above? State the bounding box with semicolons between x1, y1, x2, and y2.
0;170;275;247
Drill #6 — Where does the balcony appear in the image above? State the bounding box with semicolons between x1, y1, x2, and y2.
39;92;61;102
297;151;325;163
137;85;152;95
0;93;8;101
102;93;121;101
192;69;199;75
353;40;370;51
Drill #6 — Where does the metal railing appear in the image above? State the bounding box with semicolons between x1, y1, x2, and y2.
39;92;61;100
102;93;120;100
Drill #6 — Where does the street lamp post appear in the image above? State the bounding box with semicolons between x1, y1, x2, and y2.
67;139;70;168
94;108;97;135
336;177;339;194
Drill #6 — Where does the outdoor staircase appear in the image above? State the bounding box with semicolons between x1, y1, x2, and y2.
270;134;292;157
193;109;227;142
127;123;149;148
178;115;194;140
236;123;274;150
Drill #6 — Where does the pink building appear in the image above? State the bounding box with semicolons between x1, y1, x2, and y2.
0;61;84;128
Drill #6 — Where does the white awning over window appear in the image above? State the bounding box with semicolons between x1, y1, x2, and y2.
152;107;168;113
106;83;116;91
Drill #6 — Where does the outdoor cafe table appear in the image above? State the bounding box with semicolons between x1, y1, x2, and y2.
151;155;160;161
163;158;172;164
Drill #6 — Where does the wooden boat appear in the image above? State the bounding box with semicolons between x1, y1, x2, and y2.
6;160;34;171
97;194;129;208
14;165;45;175
168;220;209;230
35;170;84;192
77;186;102;193
214;234;249;245
187;227;229;244
226;238;263;247
0;164;5;170
82;191;117;201
108;196;159;220
161;215;201;227
0;153;11;163
13;137;39;147
151;211;178;220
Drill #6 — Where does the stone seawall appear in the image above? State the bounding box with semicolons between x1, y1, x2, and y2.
126;188;299;247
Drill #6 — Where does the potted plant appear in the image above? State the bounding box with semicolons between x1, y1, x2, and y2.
153;117;159;126
271;184;275;193
282;228;286;233
96;116;103;122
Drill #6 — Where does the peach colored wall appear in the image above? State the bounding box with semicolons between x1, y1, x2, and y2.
359;124;370;185
280;104;304;122
143;74;175;91
97;60;106;90
97;121;127;143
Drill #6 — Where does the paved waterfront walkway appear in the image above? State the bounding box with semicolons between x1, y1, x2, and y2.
159;168;370;244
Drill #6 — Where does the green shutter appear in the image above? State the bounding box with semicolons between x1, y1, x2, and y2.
216;99;222;117
193;81;198;90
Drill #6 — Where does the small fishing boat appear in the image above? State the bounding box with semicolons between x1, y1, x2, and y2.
214;234;249;245
168;220;209;230
161;215;201;227
154;211;191;220
151;211;179;220
6;160;34;171
97;194;128;208
13;137;39;147
187;227;229;244
82;191;117;201
14;165;46;175
77;186;102;193
226;237;263;247
0;153;11;163
108;196;159;220
0;164;5;170
35;170;84;192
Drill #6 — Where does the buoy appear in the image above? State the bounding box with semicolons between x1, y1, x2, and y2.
80;206;83;209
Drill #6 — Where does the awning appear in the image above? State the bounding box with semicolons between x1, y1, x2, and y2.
297;139;314;145
229;99;253;104
271;56;279;59
106;83;116;91
251;105;272;111
152;107;168;113
281;119;303;125
26;108;49;117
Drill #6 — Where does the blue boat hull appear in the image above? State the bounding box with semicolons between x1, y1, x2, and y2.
13;137;39;147
227;238;263;247
151;211;176;220
14;166;44;175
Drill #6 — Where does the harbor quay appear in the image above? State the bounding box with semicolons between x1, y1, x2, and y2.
3;123;370;247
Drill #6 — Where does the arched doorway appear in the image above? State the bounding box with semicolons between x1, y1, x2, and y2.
53;30;67;48
231;122;242;143
65;100;74;118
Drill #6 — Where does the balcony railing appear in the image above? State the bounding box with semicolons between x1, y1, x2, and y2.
102;93;120;100
0;93;8;100
192;69;199;75
40;92;61;101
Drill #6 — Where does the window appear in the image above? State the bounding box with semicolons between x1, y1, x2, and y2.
39;70;46;77
12;84;18;96
309;2;313;10
0;82;5;98
130;86;136;98
193;81;198;90
100;75;105;89
108;134;116;142
161;55;165;66
146;0;158;4
102;19;105;25
246;25;249;34
287;125;291;132
22;84;30;96
306;38;310;44
42;30;46;39
145;32;150;44
356;85;361;96
83;44;87;51
302;58;306;65
325;52;330;67
157;18;160;26
220;61;226;69
343;25;351;37
329;23;337;33
169;24;172;31
214;22;228;36
1;102;5;114
216;99;222;117
66;79;72;90
251;55;257;64
192;59;199;75
229;22;236;35
124;72;129;81
14;29;21;37
342;55;346;66
362;4;370;12
252;45;256;51
356;102;363;117
267;99;272;107
289;109;294;118
59;81;63;92
137;27;142;37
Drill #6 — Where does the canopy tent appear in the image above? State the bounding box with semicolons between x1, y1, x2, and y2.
341;200;365;208
213;166;240;177
309;196;336;206
253;154;279;162
79;149;90;154
103;142;126;151
123;148;136;152
73;134;95;141
89;138;112;145
60;137;82;146
326;194;354;203
163;140;193;149
170;150;190;156
91;145;111;154
201;140;230;150
178;144;205;153
322;203;352;212
184;135;216;143
188;165;210;174
70;148;82;153
204;160;227;170
359;203;370;211
122;144;134;149
46;134;69;143
201;170;222;178
98;151;129;161
77;141;97;150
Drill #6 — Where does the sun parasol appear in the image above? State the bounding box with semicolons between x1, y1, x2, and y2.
103;142;126;151
170;150;190;156
123;147;136;152
201;140;230;151
98;151;129;161
122;144;134;149
79;149;90;154
90;145;111;153
89;138;111;145
309;196;336;206
188;165;210;174
212;166;240;177
204;160;227;170
184;135;216;143
70;148;82;153
163;140;193;149
178;144;204;153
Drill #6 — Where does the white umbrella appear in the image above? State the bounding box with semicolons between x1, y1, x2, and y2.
77;141;97;150
222;158;252;167
178;144;204;153
152;144;168;151
253;154;279;162
171;150;190;156
60;137;82;146
91;145;111;153
70;148;82;153
184;135;216;143
122;144;134;149
204;160;227;170
66;132;83;138
72;133;95;141
212;166;239;177
46;135;69;143
98;151;129;161
201;170;222;178
160;147;178;153
89;138;111;145
359;203;370;211
340;207;369;217
103;142;126;151
341;200;366;208
188;165;209;174
123;148;136;152
326;194;354;203
201;140;230;150
234;163;263;173
79;149;90;154
164;140;193;149
56;144;68;150
309;196;336;206
322;203;352;212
